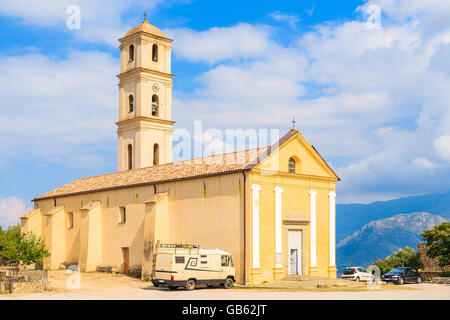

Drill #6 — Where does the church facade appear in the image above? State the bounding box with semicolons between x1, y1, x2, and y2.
20;21;340;284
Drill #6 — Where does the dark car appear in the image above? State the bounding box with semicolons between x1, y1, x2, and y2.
381;267;423;285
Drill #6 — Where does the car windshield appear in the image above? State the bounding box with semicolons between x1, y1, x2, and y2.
390;268;406;273
343;268;354;275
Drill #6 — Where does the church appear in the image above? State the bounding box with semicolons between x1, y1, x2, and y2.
20;20;340;285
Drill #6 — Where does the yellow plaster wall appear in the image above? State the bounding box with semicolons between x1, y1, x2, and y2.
249;133;337;283
33;173;245;281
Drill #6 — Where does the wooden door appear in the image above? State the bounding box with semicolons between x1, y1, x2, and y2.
122;247;130;273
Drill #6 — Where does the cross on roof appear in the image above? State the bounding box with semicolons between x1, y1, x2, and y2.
291;116;296;130
143;12;148;22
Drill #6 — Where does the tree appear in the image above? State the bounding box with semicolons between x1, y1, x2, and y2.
421;222;450;269
374;259;391;275
375;246;424;274
0;225;50;266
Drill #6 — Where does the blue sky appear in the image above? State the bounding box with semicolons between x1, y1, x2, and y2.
1;0;450;225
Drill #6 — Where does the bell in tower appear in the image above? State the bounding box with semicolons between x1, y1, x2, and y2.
116;18;175;171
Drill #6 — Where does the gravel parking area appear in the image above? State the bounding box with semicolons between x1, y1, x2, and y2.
0;270;449;300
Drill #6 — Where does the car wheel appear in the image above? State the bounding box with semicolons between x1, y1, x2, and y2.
417;276;422;284
355;276;360;282
185;279;196;291
397;277;404;285
224;277;234;289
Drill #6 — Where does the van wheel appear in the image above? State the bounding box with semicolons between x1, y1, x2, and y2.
185;279;196;291
355;277;360;282
224;278;234;289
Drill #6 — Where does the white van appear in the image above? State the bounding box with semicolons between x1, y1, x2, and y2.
151;243;236;290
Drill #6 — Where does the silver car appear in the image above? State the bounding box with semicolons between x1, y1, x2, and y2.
341;267;372;281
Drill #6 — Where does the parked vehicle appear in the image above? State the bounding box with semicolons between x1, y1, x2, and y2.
381;267;422;285
341;267;372;281
151;243;236;290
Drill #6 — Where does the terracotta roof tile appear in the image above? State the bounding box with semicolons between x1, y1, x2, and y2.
35;146;271;201
20;208;41;219
81;200;101;210
145;192;168;204
44;206;64;216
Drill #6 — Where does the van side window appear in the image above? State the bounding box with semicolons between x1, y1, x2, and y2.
175;256;185;264
221;255;229;267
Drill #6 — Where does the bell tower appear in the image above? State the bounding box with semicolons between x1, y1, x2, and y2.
116;19;174;171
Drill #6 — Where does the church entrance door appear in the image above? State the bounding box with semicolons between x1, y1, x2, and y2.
287;230;302;275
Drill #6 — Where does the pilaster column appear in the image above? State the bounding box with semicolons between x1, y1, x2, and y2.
309;190;318;273
328;191;337;278
251;184;261;269
274;186;283;268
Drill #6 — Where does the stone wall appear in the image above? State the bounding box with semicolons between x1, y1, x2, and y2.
418;242;450;279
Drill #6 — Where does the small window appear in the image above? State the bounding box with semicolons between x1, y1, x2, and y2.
175;256;185;264
128;95;134;112
152;44;158;62
119;207;126;224
129;44;134;62
153;143;159;166
288;157;296;173
67;212;74;229
221;255;229;267
127;144;133;170
201;261;207;264
151;94;159;116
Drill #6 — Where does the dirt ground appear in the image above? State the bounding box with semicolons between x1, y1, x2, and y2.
1;270;449;300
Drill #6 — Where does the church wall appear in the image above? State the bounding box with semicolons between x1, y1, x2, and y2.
250;171;336;283
32;172;245;281
248;134;337;284
156;173;245;283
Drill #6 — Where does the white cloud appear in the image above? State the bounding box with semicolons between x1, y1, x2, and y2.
413;157;436;171
269;11;301;28
434;134;450;162
165;24;271;63
0;51;118;168
0;197;30;227
169;8;450;202
0;0;161;46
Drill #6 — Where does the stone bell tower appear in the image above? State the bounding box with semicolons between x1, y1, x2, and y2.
116;19;174;171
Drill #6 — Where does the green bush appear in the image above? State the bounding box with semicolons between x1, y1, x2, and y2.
375;247;424;274
439;271;450;277
0;225;50;266
421;222;450;270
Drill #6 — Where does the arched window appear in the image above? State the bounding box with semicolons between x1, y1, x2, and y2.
127;144;133;170
153;143;159;165
288;157;296;173
128;95;134;112
129;45;134;62
152;95;159;116
152;44;158;62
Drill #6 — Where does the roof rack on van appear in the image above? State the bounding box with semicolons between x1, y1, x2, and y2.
159;243;200;249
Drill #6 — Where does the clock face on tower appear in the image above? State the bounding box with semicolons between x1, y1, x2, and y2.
152;83;159;92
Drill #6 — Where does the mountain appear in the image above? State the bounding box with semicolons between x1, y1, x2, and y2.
336;191;450;242
336;212;446;272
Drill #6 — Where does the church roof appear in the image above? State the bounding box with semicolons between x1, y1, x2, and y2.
33;129;339;201
34;145;272;201
124;21;167;39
